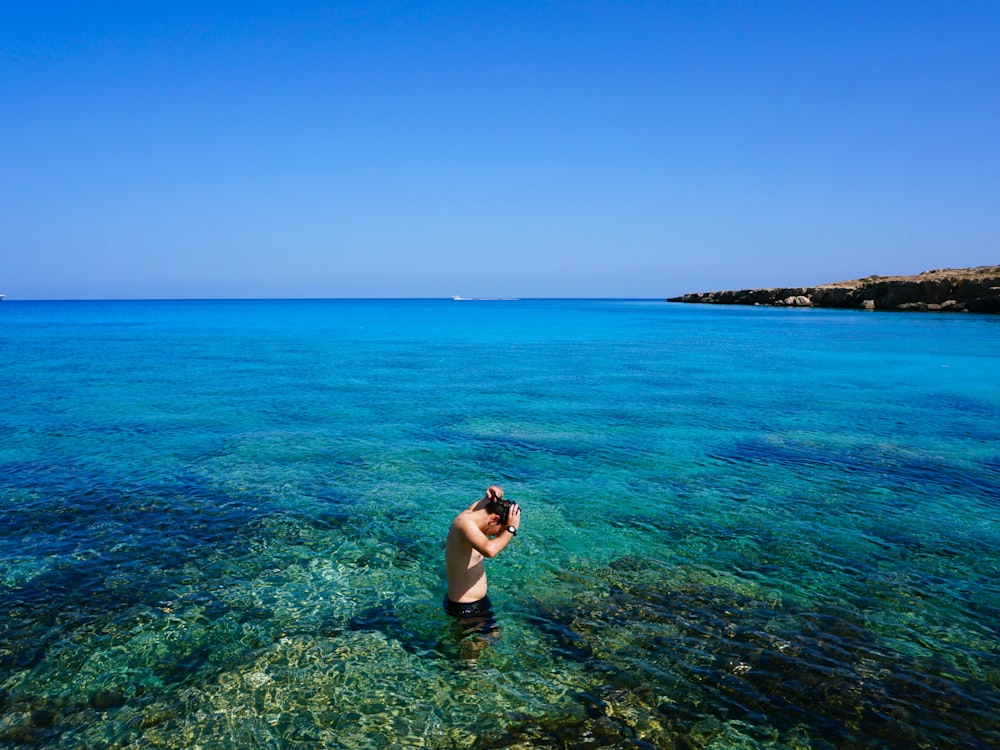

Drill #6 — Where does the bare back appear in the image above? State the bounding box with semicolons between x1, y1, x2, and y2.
445;512;488;602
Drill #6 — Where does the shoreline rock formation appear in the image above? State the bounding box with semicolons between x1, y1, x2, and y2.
668;265;1000;313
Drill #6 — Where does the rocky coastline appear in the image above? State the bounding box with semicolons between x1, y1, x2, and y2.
668;265;1000;313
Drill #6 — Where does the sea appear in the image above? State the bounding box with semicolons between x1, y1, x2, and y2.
1;298;999;749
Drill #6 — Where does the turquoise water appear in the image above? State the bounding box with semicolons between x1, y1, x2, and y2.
1;299;999;749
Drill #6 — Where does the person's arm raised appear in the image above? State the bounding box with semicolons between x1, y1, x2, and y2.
458;514;515;558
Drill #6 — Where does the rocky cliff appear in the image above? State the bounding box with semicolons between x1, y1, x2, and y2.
668;265;1000;313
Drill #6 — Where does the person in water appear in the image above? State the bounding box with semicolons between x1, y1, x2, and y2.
444;485;521;632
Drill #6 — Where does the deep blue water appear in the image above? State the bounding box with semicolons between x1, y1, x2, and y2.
1;299;999;748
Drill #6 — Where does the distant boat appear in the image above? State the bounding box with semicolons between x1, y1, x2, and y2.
0;294;5;301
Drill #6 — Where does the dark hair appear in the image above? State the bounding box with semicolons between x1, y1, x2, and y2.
485;496;512;524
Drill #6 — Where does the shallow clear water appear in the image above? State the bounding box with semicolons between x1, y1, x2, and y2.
1;299;999;749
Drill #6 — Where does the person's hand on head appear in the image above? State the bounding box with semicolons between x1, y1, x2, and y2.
509;502;521;531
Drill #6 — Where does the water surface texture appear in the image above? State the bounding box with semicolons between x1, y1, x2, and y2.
2;299;999;748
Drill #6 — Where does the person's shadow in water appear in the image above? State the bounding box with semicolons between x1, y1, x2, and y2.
345;596;499;662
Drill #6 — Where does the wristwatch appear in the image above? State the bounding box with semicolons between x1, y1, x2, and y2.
506;525;517;536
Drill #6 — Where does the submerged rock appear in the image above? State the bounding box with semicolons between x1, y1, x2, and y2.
88;688;126;712
28;708;54;727
0;726;39;745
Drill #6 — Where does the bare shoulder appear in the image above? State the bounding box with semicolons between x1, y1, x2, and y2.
447;511;467;534
467;497;487;512
452;511;476;533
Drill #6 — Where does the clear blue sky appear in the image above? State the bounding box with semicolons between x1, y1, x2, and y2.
2;1;998;299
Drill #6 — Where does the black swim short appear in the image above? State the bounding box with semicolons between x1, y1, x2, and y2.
443;595;493;618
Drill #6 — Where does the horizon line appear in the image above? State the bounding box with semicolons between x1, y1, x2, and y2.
0;296;672;303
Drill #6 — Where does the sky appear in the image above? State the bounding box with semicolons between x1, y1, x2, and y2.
2;1;998;299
